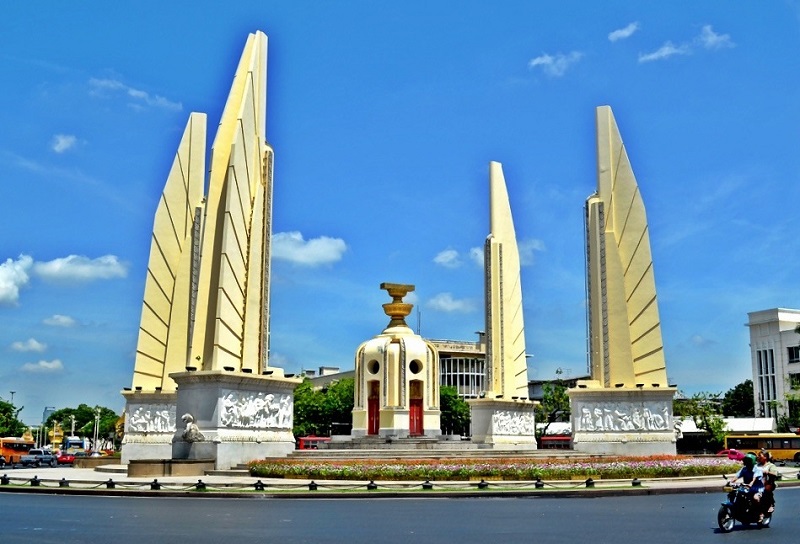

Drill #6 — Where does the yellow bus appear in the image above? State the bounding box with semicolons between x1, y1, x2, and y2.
724;433;800;462
0;436;35;464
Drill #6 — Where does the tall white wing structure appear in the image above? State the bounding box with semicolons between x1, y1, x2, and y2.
189;31;274;373
131;113;206;392
585;105;668;387
485;161;529;398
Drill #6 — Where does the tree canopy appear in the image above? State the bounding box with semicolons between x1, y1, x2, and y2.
293;378;354;437
721;380;755;417
439;386;470;435
674;391;726;450
45;404;119;449
533;369;571;445
0;399;27;437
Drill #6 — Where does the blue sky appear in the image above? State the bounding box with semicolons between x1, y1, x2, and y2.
2;2;799;425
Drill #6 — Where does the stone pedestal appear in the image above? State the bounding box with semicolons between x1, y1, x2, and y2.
568;386;677;455
468;399;538;450
170;370;300;470
121;391;178;464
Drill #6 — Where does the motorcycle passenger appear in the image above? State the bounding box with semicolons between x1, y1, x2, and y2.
729;452;764;507
757;449;778;519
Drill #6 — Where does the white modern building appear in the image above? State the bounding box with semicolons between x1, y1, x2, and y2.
430;334;487;400
747;308;800;419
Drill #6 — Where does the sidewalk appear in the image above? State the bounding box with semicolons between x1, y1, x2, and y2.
2;463;799;498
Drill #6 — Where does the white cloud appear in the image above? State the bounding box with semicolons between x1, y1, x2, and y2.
528;51;583;77
433;249;461;268
44;314;77;327
33;254;128;282
0;255;33;306
51;134;77;153
272;231;347;266
426;293;476;313
697;25;734;49
609;22;640;42
638;41;691;63
11;338;47;353
519;239;546;266
639;26;732;64
469;247;484;267
89;78;182;111
21;359;64;373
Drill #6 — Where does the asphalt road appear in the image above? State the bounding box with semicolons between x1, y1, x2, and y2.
2;488;799;544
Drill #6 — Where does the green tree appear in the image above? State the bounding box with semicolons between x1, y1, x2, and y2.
45;404;119;450
292;378;355;437
721;380;755;417
439;386;470;435
675;391;726;451
0;399;27;437
322;378;355;434
533;369;571;446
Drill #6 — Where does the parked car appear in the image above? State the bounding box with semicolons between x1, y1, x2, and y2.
20;449;58;467
56;451;75;465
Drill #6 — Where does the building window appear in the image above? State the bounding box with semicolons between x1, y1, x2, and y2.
788;345;800;364
757;348;777;418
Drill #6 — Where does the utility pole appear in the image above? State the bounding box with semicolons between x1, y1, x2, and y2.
9;391;15;404
93;408;101;451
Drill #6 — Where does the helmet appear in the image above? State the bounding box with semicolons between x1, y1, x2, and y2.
743;453;756;468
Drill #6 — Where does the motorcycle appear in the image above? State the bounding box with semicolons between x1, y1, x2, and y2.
717;478;772;532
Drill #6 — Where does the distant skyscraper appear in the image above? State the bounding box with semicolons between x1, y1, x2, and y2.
584;105;668;387
42;406;56;424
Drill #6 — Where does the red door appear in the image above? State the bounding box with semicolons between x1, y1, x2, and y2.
409;380;423;436
367;381;380;435
409;399;423;436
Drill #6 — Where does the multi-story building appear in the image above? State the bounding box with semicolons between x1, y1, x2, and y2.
747;308;800;419
429;334;487;400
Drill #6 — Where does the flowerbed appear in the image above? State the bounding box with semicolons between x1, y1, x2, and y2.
249;455;739;481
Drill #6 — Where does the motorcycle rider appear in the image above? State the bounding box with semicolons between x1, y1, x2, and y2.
728;452;764;507
757;449;778;519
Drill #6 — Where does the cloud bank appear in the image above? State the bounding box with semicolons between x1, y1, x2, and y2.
34;255;128;282
272;231;347;266
44;314;77;327
21;359;64;373
427;292;476;313
0;255;33;306
609;22;640;42
11;338;47;352
528;51;583;77
89;78;182;111
51;134;77;153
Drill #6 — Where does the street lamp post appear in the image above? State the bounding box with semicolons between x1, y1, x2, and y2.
9;391;15;404
93;408;101;451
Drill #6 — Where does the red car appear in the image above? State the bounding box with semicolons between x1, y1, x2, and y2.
717;448;746;461
56;451;75;465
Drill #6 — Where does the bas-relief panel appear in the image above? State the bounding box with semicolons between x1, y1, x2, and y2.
573;401;671;433
127;404;176;433
220;390;293;429
492;410;535;435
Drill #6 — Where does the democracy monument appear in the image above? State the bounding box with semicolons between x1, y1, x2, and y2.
120;30;676;470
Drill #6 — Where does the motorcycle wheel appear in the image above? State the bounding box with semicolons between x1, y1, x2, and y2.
718;506;735;533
